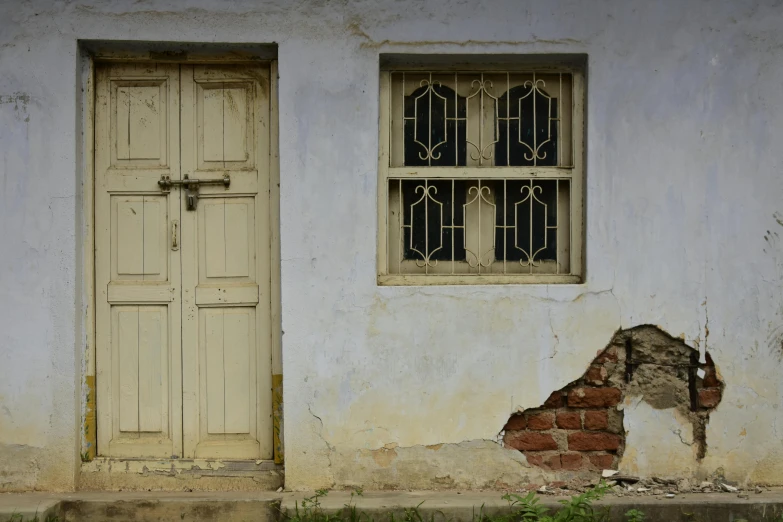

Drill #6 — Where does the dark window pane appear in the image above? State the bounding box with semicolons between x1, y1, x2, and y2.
404;83;466;167
402;180;466;262
497;85;558;166
495;180;558;263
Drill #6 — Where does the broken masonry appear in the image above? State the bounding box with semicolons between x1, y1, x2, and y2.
503;326;724;471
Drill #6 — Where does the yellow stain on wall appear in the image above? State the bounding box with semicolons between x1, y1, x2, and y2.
84;375;96;461
273;374;284;464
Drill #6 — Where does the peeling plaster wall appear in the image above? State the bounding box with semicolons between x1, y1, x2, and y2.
502;327;725;476
1;0;783;491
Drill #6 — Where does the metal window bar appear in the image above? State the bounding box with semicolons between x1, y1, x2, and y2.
386;69;577;279
506;73;510;167
393;71;569;168
558;72;562;167
532;72;537;166
556;179;559;275
401;73;405;167
393;178;569;276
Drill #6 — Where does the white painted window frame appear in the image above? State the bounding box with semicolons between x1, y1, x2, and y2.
377;62;585;286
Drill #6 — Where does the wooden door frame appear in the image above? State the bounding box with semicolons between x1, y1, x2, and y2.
78;43;282;473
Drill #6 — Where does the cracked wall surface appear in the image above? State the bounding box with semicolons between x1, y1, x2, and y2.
503;326;724;477
3;0;783;492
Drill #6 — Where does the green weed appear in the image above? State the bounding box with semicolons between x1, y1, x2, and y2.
286;488;369;522
5;514;59;522
282;482;629;522
499;481;611;522
624;509;645;522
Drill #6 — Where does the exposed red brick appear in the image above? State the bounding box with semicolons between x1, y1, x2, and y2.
503;414;526;431
585;366;607;385
699;388;721;409
594;348;618;363
505;432;558;451
544;392;564;408
561;453;583;470
527;413;554;430
589;454;615;469
543;454;562;470
583;411;609;431
702;368;721;388
568;432;622;451
556;411;582;429
504;329;725;476
548;481;567;488
568;388;622;408
525;454;543;467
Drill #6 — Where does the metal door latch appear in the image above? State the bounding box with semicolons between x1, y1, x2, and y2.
171;219;179;251
158;174;230;210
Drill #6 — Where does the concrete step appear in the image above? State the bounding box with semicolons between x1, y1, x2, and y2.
2;490;783;521
0;493;60;521
280;490;783;522
1;492;281;522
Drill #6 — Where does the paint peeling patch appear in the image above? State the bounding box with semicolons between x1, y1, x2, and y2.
502;326;724;475
371;443;398;468
82;458;228;476
79;458;282;491
81;458;284;477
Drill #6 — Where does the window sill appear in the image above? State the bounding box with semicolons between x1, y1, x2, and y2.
377;274;582;286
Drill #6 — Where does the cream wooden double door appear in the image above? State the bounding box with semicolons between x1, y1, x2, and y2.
95;63;273;460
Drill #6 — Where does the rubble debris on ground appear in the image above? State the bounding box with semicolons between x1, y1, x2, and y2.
509;473;772;498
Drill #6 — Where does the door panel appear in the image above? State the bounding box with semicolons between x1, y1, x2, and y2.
95;62;272;460
196;79;255;169
114;305;168;434
204;308;255;435
181;64;273;460
112;195;168;281
202;197;255;280
111;79;170;167
116;307;141;433
95;63;182;458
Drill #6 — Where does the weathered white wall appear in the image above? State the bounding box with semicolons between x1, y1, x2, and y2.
2;0;783;491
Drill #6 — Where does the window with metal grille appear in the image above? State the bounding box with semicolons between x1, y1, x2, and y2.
378;61;585;285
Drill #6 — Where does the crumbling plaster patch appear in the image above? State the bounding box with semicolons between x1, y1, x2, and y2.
502;326;724;477
330;440;546;491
